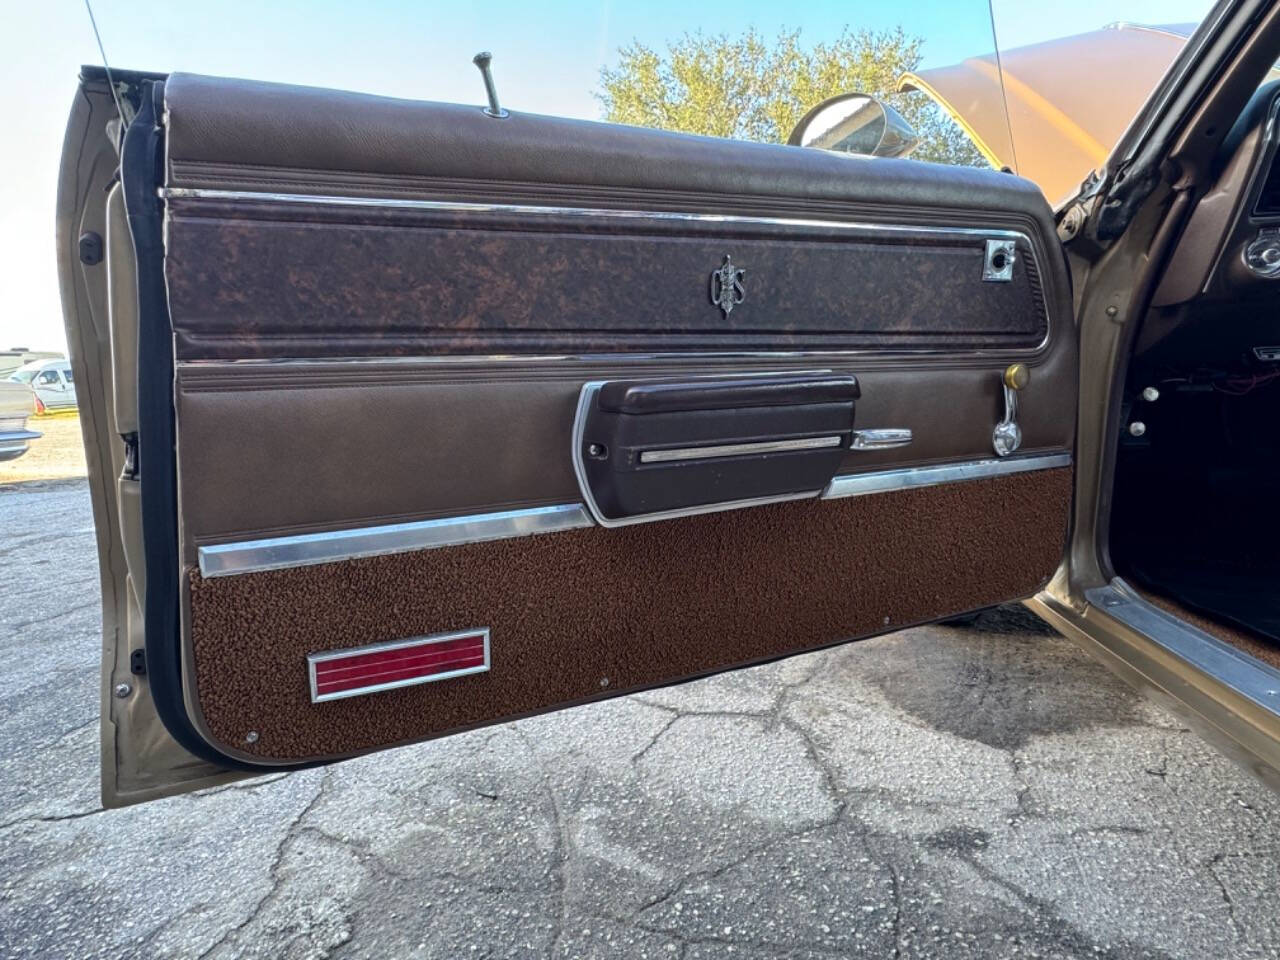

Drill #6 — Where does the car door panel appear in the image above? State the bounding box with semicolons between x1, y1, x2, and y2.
107;73;1077;784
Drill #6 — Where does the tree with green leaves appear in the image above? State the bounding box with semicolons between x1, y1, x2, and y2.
597;27;988;168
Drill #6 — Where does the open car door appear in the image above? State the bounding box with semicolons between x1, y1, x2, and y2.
58;69;1076;806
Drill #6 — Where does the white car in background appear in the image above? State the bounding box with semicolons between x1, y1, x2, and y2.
8;358;77;413
0;381;38;462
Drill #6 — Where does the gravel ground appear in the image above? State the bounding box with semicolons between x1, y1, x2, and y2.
2;479;1280;960
0;414;88;485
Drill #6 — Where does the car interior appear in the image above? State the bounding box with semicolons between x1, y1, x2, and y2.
1111;78;1280;669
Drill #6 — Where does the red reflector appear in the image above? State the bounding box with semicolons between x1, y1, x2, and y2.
307;629;490;703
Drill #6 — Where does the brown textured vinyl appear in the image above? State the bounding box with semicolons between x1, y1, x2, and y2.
187;467;1071;764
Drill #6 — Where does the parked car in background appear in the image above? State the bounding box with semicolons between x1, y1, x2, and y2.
0;348;61;380
8;358;77;413
0;381;39;463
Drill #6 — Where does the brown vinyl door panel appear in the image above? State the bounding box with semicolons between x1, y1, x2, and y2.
146;72;1076;768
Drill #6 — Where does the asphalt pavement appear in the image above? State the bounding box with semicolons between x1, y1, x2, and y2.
3;478;1280;960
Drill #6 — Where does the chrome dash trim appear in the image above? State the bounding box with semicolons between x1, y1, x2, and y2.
198;503;592;578
199;451;1072;577
639;435;842;464
159;187;1031;245
307;628;491;704
821;451;1071;499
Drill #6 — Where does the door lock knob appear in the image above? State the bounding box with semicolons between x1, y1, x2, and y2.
993;363;1029;457
472;51;509;119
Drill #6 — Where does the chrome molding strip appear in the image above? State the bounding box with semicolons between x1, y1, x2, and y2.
199;450;1072;577
160;187;1030;245
307;628;491;704
821;451;1071;499
180;342;1044;366
198;503;593;578
639;435;842;464
1084;581;1280;717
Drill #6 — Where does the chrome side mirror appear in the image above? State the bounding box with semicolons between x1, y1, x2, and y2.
786;93;919;159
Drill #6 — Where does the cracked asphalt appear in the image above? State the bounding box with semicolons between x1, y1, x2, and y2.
4;480;1280;959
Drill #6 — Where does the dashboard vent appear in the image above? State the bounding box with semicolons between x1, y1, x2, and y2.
1256;158;1280;216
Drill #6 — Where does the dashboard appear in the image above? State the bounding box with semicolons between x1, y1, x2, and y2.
1154;80;1280;306
1136;80;1280;372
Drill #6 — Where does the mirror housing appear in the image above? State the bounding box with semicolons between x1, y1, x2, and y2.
787;94;920;159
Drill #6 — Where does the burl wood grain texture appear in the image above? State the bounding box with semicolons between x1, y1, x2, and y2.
165;200;1047;360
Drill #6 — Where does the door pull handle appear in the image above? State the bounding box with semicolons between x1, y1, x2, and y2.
850;428;913;450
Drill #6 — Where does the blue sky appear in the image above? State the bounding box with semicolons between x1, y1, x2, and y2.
1;0;1213;353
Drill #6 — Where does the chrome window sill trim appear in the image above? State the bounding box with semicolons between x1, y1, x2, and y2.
159;187;1029;244
199;451;1071;578
198;503;594;578
821;451;1071;499
1084;580;1280;717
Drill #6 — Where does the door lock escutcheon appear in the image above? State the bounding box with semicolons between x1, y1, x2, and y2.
992;363;1029;457
983;238;1016;281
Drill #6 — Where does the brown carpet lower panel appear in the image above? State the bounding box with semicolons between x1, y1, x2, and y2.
187;466;1071;763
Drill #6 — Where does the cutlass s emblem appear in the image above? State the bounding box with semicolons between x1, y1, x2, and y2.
709;255;746;317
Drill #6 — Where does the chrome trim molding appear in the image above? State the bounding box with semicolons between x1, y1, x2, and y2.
640;435;842;464
821;451;1071;499
180;343;1045;366
850;428;913;451
307;628;491;704
1084;581;1280;717
199;450;1072;577
571;380;822;529
160;187;1030;245
198;503;592;578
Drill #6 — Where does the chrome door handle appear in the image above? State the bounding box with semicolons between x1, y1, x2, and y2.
850;428;913;450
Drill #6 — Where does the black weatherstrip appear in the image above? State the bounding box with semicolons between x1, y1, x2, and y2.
123;81;259;771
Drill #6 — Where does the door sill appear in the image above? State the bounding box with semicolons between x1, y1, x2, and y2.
1028;578;1280;789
